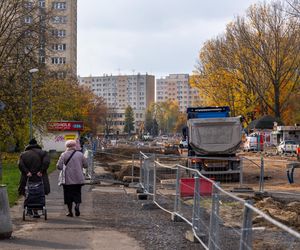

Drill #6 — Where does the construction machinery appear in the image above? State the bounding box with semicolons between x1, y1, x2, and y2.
183;106;242;181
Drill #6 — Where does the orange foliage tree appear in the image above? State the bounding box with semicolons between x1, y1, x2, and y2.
192;1;300;124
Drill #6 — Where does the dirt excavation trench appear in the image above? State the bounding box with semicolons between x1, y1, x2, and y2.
94;146;300;248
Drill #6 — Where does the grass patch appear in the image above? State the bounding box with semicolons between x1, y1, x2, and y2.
1;152;59;207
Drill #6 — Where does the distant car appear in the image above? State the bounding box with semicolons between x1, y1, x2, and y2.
179;140;188;148
277;140;299;154
243;136;258;151
143;134;153;141
161;135;168;141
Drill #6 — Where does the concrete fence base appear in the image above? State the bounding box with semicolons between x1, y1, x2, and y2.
0;185;13;239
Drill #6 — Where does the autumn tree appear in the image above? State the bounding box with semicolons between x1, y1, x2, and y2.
144;110;153;134
148;101;182;134
0;72;107;149
152;119;159;136
124;106;134;135
286;0;300;16
192;1;300;124
0;0;66;149
102;107;118;137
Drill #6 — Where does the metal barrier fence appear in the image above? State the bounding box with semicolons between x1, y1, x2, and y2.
83;149;94;180
139;152;300;250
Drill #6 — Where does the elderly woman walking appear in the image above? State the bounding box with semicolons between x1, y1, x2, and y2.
57;140;88;217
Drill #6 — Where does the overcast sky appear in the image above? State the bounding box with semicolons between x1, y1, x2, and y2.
77;0;263;78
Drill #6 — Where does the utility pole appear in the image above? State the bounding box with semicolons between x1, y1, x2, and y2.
29;68;39;140
0;101;5;183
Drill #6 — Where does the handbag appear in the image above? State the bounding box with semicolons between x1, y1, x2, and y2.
58;150;77;186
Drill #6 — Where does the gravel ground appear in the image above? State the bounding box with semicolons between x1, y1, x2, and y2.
93;149;300;249
90;186;203;250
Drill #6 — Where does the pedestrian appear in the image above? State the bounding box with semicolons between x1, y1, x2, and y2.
57;139;88;217
18;138;51;218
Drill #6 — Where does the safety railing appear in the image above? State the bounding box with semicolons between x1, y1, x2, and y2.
239;155;299;193
139;152;300;250
83;149;94;180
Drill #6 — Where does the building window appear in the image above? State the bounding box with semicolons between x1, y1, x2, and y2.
24;1;34;8
52;29;66;37
39;0;46;8
51;57;66;64
24;16;33;24
52;16;67;24
39;56;45;64
53;2;67;10
57;72;66;78
52;44;66;51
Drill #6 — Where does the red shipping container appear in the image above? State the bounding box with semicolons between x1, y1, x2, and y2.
180;178;214;197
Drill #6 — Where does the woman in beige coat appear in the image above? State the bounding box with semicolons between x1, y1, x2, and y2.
57;140;88;217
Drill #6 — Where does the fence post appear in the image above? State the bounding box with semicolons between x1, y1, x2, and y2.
174;165;180;213
192;175;200;233
239;200;253;250
146;158;150;193
90;150;94;181
259;155;264;193
139;154;143;188
239;157;244;187
208;182;220;250
153;161;157;202
131;154;134;183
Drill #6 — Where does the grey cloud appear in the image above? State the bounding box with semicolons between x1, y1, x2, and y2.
78;0;265;76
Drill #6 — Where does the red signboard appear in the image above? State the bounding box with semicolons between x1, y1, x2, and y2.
47;121;84;131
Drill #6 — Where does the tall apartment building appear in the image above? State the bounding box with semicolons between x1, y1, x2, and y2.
156;74;201;112
79;74;155;133
39;0;77;76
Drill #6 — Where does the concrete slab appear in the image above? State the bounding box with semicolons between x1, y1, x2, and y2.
92;187;125;193
185;230;199;243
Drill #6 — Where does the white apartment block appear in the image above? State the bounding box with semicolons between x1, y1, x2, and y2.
156;74;201;112
37;0;77;77
79;74;155;133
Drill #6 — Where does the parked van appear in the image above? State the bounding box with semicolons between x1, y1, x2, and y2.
243;135;258;151
276;140;299;155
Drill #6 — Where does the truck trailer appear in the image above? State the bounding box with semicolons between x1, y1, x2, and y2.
183;106;242;181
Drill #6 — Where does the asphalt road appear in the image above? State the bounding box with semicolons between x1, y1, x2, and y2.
0;171;143;250
1;169;198;250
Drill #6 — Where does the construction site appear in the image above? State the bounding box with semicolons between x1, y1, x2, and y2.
93;141;300;249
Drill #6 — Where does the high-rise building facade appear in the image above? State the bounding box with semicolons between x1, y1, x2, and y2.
156;74;201;112
79;74;155;133
39;0;77;76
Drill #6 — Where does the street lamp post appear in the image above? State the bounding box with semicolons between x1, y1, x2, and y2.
29;68;39;140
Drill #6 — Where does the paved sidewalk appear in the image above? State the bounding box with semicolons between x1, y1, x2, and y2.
0;170;143;250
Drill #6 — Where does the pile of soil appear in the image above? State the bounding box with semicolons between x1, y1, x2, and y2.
254;197;300;230
103;146;162;157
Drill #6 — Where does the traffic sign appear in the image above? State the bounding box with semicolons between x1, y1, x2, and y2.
0;101;5;111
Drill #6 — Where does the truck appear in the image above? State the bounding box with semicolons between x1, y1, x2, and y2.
183;106;242;181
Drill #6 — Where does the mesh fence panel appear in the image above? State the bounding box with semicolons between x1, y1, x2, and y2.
154;162;177;211
139;153;300;249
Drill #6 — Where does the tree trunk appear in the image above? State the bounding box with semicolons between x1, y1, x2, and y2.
274;80;281;119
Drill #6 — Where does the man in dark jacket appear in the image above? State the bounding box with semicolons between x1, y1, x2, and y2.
18;139;50;217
